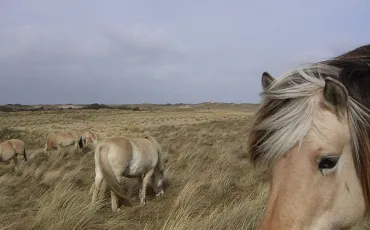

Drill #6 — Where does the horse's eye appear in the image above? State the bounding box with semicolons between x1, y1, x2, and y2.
318;156;339;172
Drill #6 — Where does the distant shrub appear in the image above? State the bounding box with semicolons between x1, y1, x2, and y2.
30;107;46;112
0;106;15;112
116;105;131;110
0;104;46;112
83;103;111;110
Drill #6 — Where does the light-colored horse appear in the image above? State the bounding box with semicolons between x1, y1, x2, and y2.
45;129;84;151
91;135;165;212
248;44;370;229
80;128;98;145
0;139;27;166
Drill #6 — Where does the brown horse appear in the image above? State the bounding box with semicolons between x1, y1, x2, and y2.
45;130;83;151
248;44;370;229
91;135;165;212
0;139;27;166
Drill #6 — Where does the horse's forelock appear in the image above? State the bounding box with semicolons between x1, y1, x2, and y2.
248;66;326;167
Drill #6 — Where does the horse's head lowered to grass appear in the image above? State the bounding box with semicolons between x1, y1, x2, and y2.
248;44;370;230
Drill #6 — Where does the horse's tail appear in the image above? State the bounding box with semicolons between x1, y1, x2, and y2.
145;135;165;173
23;147;27;161
156;141;165;173
97;144;132;205
78;136;84;148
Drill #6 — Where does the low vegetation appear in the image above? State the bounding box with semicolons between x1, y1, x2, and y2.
0;104;369;229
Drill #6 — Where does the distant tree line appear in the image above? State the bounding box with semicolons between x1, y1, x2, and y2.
0;103;142;112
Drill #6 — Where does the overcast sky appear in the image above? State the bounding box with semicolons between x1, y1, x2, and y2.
0;0;369;104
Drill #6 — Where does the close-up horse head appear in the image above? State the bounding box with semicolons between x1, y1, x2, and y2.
248;44;370;230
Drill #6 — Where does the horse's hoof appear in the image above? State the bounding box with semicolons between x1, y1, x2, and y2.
140;200;146;206
112;208;121;212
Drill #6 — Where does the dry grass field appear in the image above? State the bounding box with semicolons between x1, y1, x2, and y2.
0;104;369;230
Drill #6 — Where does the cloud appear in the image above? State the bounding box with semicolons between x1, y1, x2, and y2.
1;0;369;104
0;24;192;104
0;24;186;77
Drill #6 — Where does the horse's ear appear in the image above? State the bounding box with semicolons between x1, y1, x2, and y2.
262;71;275;90
323;77;348;116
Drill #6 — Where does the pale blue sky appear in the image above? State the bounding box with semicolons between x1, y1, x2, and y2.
0;0;369;104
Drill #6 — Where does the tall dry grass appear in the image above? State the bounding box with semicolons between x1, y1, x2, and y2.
0;108;369;230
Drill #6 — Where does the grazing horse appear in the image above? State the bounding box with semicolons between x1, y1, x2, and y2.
0;139;27;166
248;44;370;230
80;128;98;145
45;130;84;151
91;135;165;212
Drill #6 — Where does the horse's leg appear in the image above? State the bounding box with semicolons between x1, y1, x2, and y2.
89;183;94;196
13;155;18;166
138;175;143;198
140;168;154;205
91;173;104;204
110;190;121;212
13;154;19;171
100;179;107;198
89;180;106;197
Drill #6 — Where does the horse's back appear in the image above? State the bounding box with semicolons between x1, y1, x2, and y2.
51;131;74;140
47;131;76;148
97;137;134;175
69;129;81;139
131;137;160;169
0;140;13;150
8;139;25;153
104;137;133;156
9;139;24;145
0;141;16;161
132;138;158;156
1;139;22;145
102;136;158;175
